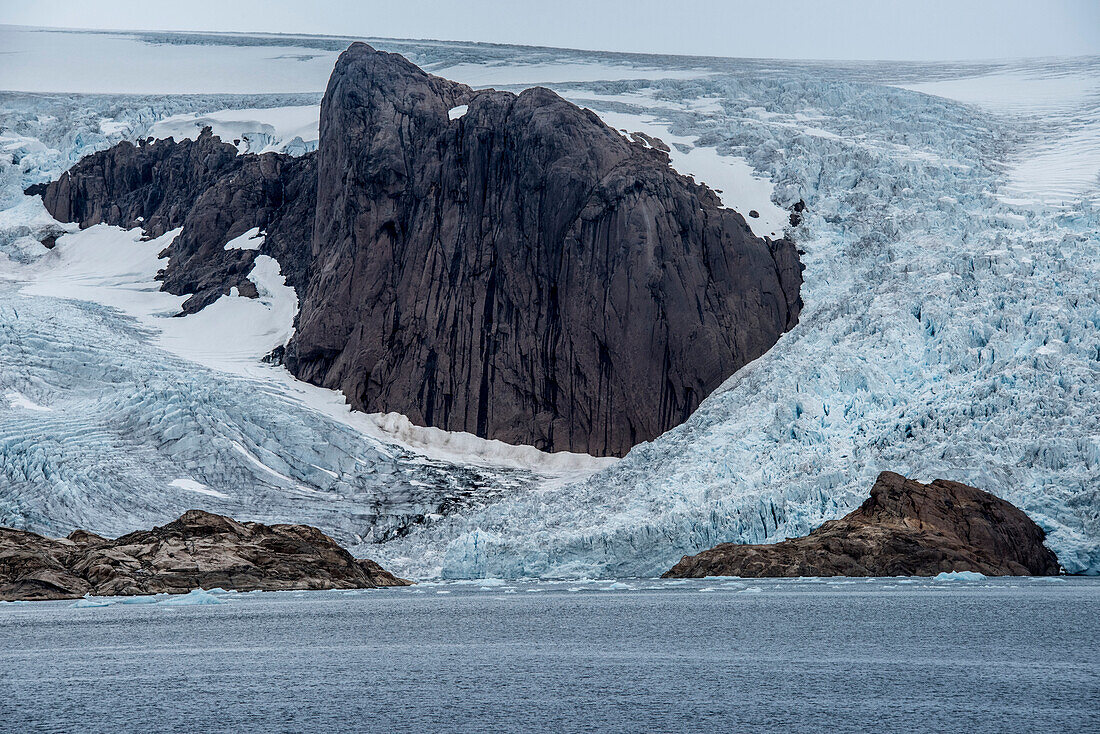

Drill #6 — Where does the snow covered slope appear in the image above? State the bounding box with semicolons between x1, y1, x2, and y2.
1;28;1097;577
149;105;319;155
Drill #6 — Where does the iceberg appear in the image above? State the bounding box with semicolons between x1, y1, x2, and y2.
932;571;988;582
158;589;224;606
118;594;164;605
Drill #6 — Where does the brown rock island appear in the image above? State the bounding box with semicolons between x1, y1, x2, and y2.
0;510;409;601
664;471;1061;578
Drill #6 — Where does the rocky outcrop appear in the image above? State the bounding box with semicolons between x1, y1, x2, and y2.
0;510;409;601
664;472;1061;578
37;131;317;313
37;43;802;456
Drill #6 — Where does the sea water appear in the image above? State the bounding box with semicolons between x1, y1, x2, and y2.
1;577;1096;733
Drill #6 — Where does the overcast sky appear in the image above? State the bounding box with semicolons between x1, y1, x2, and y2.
1;0;1098;61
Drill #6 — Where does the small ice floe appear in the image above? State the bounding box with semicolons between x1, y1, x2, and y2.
722;581;747;589
119;594;164;605
1029;576;1067;582
605;582;633;591
158;589;224;606
72;597;110;608
739;587;762;593
436;590;451;594
933;571;987;581
475;578;507;587
698;587;717;593
448;105;469;121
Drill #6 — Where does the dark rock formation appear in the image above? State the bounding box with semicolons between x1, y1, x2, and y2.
664;472;1061;578
789;199;806;227
37;42;802;457
0;510;409;601
37;130;317;313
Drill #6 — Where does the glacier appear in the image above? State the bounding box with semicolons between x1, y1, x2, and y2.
0;28;1097;578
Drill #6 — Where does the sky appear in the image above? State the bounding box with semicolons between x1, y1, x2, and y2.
0;0;1098;61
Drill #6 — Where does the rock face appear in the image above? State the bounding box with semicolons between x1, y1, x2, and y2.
0;510;409;601
38;42;802;457
664;472;1061;578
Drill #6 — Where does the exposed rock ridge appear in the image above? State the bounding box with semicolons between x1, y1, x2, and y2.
0;510;409;601
664;471;1062;578
37;42;802;456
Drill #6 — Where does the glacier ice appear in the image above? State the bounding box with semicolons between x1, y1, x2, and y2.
371;55;1100;578
0;34;1097;580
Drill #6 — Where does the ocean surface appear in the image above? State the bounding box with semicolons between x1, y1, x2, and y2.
1;577;1097;733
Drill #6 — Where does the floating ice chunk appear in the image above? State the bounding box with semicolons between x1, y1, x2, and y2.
448;105;469;121
722;581;747;589
119;594;163;605
72;597;110;608
223;227;263;251
605;582;633;590
933;571;987;581
159;589;224;606
740;587;762;593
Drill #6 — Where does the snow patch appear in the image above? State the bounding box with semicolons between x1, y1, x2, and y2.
595;109;788;239
170;478;230;500
432;62;709;87
5;391;50;412
0;27;339;94
448;105;469;121
152;106;320;156
223;227;264;251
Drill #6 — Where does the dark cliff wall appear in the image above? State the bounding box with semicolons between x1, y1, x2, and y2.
38;43;802;457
